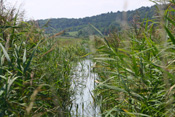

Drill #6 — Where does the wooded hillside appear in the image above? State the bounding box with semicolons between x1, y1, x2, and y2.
38;5;156;36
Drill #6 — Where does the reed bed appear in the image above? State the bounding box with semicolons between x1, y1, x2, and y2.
2;0;175;116
93;0;175;116
0;1;87;116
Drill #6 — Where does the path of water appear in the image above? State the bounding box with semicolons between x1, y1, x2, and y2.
71;59;101;117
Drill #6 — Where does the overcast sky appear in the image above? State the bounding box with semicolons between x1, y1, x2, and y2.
6;0;155;20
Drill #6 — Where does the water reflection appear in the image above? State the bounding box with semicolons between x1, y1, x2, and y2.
71;60;100;117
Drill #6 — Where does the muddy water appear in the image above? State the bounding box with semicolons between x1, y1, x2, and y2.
71;59;100;117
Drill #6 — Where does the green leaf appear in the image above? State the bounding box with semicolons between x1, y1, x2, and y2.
0;75;7;80
165;16;175;27
24;49;35;74
0;43;11;62
99;84;127;93
7;76;19;94
128;112;151;117
0;26;21;29
24;40;41;74
23;48;27;64
164;26;175;45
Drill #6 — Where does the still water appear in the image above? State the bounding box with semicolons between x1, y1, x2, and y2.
71;59;100;117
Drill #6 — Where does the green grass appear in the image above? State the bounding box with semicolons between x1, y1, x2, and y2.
57;37;83;46
68;31;78;37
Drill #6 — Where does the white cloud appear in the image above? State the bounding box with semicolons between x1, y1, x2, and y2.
6;0;154;20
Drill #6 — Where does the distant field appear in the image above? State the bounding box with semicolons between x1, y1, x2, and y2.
57;37;83;46
68;31;78;37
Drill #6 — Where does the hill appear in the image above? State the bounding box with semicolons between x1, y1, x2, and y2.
37;5;157;37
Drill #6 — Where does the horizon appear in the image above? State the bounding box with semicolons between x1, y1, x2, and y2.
7;0;155;20
37;5;155;21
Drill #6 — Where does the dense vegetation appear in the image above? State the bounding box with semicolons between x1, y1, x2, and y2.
93;1;175;116
0;1;87;116
38;5;156;36
1;0;175;116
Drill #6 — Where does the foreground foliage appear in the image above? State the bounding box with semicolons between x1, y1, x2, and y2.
94;1;175;116
0;1;87;116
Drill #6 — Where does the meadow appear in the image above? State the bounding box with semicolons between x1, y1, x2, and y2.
56;37;83;46
0;0;175;117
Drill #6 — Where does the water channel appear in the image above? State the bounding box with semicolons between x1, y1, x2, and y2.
71;59;101;117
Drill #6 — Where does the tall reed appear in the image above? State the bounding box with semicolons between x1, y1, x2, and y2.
93;0;175;116
0;1;88;116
